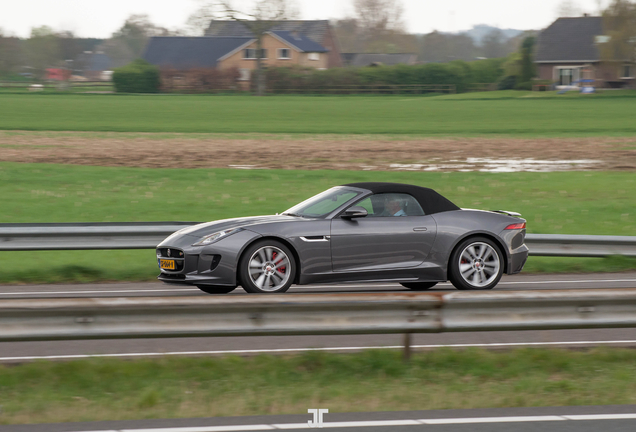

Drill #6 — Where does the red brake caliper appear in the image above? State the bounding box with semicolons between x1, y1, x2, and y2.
272;251;286;274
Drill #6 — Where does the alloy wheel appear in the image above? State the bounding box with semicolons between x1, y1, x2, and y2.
458;241;501;288
247;246;291;292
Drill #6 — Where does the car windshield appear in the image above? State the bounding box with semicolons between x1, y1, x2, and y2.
283;187;362;218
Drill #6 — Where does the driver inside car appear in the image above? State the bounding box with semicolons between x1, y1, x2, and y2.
383;194;407;216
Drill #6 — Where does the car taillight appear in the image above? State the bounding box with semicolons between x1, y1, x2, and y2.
504;222;526;230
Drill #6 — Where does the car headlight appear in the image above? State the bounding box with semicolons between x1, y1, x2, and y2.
192;228;243;246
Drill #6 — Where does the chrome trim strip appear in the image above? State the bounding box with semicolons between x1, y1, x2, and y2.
299;236;329;242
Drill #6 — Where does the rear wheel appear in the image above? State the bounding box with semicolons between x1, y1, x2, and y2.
196;285;236;294
400;282;438;290
239;240;296;294
449;237;503;290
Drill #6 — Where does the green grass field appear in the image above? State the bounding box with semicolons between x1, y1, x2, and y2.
3;163;634;232
1;163;634;283
2;92;636;135
3;348;636;424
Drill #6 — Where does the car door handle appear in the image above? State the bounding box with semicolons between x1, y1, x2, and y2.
413;227;427;232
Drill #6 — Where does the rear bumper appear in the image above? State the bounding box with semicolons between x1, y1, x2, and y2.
508;245;529;274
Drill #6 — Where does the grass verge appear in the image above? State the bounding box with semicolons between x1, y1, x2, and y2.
2;348;636;424
2;92;636;135
0;252;634;284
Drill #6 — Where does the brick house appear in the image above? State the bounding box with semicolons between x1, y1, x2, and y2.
205;20;342;68
143;31;329;87
535;16;635;88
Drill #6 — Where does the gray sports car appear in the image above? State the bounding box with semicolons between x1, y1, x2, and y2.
157;182;528;294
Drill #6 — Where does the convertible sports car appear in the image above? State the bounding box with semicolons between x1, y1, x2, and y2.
157;182;528;294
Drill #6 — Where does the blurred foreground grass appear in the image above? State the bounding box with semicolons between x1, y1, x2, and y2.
2;348;636;424
1;163;634;283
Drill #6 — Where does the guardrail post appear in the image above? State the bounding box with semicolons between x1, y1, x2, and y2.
403;333;412;361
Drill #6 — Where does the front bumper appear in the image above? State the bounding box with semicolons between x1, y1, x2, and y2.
156;229;262;287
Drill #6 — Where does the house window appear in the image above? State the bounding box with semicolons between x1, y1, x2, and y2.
278;48;291;59
622;64;634;79
238;69;251;81
243;49;267;59
558;68;572;85
557;68;580;86
308;52;320;61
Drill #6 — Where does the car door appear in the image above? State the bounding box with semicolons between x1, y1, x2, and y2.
330;193;437;272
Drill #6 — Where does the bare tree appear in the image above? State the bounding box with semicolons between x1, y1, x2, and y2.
0;29;24;77
353;0;404;33
352;0;408;53
556;0;583;17
332;18;363;53
481;29;507;58
97;14;177;68
186;2;223;36
600;0;636;66
25;26;61;79
187;0;299;95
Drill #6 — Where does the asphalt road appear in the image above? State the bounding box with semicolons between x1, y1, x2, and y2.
2;275;636;432
2;406;636;432
1;272;636;362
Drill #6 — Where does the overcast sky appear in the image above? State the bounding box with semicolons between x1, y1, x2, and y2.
1;0;610;38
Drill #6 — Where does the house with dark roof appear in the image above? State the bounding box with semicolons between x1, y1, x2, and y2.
144;37;253;70
205;20;342;68
535;16;634;88
341;53;417;67
143;30;330;86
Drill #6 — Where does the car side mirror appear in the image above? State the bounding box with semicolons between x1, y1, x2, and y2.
342;206;368;219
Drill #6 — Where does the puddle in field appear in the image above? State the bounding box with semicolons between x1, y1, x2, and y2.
388;158;602;173
228;165;269;170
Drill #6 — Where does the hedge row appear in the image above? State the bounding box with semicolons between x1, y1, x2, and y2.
112;59;161;93
113;58;508;94
265;59;507;93
160;67;240;92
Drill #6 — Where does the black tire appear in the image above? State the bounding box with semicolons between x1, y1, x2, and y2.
448;236;504;290
239;240;296;294
400;282;438;290
196;285;236;294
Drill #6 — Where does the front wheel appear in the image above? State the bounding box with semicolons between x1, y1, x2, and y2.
448;237;504;290
239;240;296;294
196;285;236;294
400;282;438;291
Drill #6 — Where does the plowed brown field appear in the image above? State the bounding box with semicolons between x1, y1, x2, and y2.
2;132;635;171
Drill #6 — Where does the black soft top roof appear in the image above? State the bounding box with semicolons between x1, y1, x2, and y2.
343;182;460;215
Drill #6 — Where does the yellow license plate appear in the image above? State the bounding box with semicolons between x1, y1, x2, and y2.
160;259;176;270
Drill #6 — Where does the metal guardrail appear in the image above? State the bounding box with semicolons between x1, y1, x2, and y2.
525;234;636;257
0;222;196;251
2;290;636;344
0;223;635;257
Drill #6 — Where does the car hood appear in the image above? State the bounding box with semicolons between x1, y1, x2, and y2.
173;215;303;238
